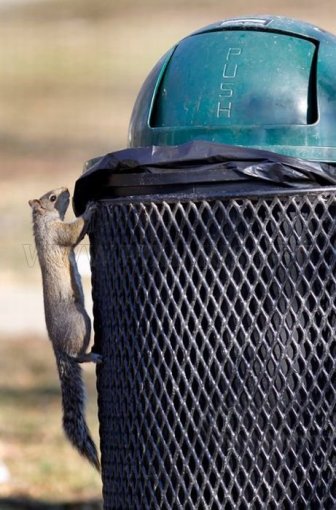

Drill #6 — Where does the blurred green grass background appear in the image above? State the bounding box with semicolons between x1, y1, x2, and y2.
1;0;336;507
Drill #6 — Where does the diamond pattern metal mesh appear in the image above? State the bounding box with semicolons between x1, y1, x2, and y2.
90;191;336;510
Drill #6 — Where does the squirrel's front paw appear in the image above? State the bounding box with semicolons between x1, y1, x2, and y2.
86;201;97;215
82;202;97;222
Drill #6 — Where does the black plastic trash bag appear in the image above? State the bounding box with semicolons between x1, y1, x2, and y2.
73;141;336;215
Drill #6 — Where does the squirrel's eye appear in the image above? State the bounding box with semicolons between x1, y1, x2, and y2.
49;194;57;202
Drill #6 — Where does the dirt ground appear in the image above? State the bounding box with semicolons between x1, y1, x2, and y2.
1;0;336;505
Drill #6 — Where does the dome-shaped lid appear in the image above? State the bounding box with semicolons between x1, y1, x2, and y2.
129;16;336;162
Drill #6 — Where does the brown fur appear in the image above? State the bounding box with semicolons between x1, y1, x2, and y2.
29;187;100;470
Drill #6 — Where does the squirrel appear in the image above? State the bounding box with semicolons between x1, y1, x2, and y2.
29;187;101;471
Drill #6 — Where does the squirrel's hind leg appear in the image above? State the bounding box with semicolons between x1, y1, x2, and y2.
73;352;103;364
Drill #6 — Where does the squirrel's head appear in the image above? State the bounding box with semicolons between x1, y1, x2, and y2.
29;187;70;219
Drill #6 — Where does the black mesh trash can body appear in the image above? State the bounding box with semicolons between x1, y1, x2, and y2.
89;187;336;509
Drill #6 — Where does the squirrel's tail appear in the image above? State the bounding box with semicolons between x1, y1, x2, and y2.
55;352;100;471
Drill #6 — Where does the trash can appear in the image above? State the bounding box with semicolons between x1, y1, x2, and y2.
74;142;336;509
74;15;336;509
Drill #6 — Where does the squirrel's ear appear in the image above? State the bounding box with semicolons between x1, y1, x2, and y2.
28;199;41;209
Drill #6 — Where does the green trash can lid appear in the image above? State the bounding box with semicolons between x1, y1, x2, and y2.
128;16;336;163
